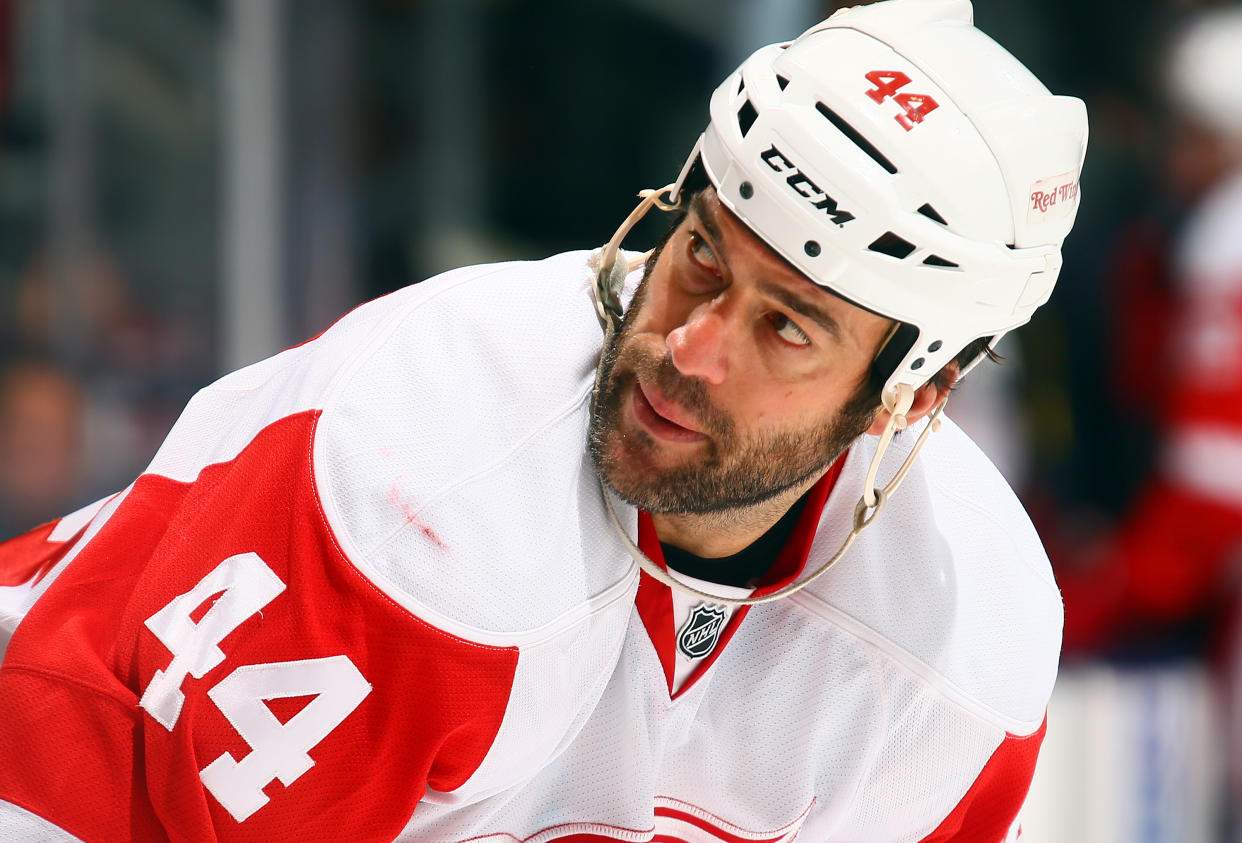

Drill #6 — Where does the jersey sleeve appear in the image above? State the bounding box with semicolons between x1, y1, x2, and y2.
915;717;1045;842
0;380;519;841
825;663;1047;843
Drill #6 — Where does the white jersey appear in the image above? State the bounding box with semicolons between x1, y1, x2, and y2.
0;250;1061;842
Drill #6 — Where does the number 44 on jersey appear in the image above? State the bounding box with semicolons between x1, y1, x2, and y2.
137;552;372;823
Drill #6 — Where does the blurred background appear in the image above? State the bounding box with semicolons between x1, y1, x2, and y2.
0;0;1240;839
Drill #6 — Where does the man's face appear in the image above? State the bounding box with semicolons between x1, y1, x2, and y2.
588;187;895;514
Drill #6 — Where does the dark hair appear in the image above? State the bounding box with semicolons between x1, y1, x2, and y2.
935;338;1000;391
857;329;999;409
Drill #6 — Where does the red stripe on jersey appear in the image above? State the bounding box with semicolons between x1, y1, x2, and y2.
546;836;649;843
635;513;677;693
918;715;1047;842
654;804;787;842
457;828;655;843
0;410;518;841
752;453;844;596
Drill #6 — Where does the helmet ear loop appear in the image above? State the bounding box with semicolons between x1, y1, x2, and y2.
862;383;914;509
592;185;682;334
860;382;949;511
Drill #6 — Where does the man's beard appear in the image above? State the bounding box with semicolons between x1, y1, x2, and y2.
587;266;880;516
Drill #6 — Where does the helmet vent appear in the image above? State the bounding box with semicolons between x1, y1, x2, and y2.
737;99;758;138
917;204;948;225
869;232;916;259
777;75;790;90
922;254;960;268
815;102;897;175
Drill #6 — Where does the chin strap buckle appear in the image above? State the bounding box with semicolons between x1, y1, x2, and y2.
860;386;949;512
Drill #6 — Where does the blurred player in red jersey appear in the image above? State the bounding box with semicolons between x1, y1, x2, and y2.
1060;8;1242;660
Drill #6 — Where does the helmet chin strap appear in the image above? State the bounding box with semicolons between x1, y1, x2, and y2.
592;185;681;336
591;189;949;607
865;383;914;508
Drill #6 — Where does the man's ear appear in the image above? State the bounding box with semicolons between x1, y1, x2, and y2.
864;370;956;436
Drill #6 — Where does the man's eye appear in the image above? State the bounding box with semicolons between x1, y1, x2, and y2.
687;231;719;273
771;313;812;347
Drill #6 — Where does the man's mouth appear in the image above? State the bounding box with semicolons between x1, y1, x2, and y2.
631;382;708;443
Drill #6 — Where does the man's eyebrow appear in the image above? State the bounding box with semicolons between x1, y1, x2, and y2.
690;190;844;340
758;280;842;340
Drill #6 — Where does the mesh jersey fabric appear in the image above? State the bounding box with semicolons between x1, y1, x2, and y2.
0;250;1060;842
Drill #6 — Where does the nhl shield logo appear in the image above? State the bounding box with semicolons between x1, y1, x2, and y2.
677;603;728;660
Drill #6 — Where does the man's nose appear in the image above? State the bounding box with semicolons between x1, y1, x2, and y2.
667;299;732;385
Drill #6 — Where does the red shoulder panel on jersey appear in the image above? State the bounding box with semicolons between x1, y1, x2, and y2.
0;410;518;841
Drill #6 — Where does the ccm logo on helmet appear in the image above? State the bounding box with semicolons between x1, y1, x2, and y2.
760;146;856;226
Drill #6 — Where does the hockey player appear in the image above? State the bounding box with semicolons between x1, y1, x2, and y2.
0;1;1087;840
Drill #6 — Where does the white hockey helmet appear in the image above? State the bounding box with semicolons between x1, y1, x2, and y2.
669;0;1089;400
